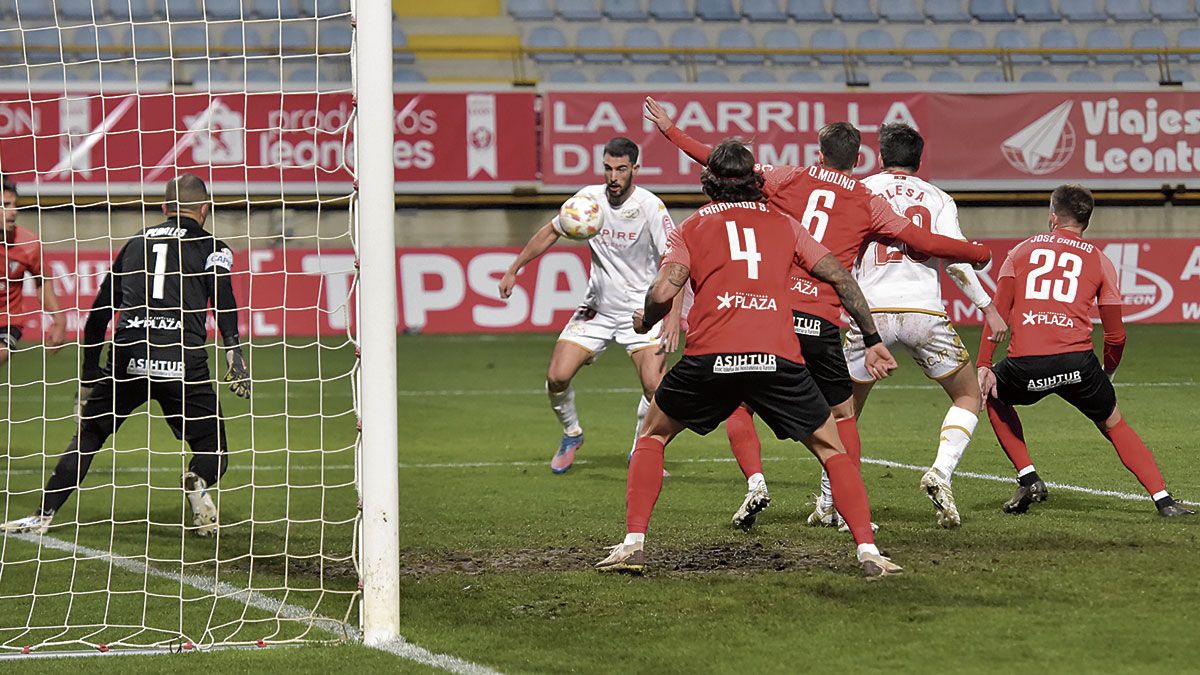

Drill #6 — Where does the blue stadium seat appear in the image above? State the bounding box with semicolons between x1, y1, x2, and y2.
394;23;414;64
1041;28;1087;64
787;0;834;21
1113;68;1149;81
547;67;588;82
252;0;302;19
15;0;56;21
287;65;319;86
598;68;636;82
205;0;243;19
58;25;97;63
741;69;778;82
1014;0;1059;19
924;0;971;21
1020;69;1056;81
995;28;1039;63
1106;0;1152;20
246;62;282;84
215;24;263;56
832;70;869;84
578;26;621;63
132;23;169;60
509;0;555;19
881;70;918;81
970;0;1017;21
624;26;668;63
320;20;352;53
1087;27;1133;63
788;69;824;82
698;0;741;20
1151;0;1198;20
527;26;573;62
646;68;684;82
1170;68;1195;81
301;0;350;16
949;28;992;63
858;28;902;64
172;23;208;59
1059;0;1107;20
649;0;693;19
59;0;97;22
160;0;204;20
880;0;925;21
742;0;788;21
811;27;848;65
833;0;881;21
1179;27;1200;62
559;0;602;19
670;26;717;63
697;69;731;82
1067;68;1103;81
604;0;649;19
139;66;174;84
904;28;949;64
97;26;132;61
1132;27;1172;63
764;27;807;64
928;69;965;81
974;69;1005;81
394;67;427;83
718;27;763;64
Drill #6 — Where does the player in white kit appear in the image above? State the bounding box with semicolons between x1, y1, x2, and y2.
839;124;1009;527
500;138;681;474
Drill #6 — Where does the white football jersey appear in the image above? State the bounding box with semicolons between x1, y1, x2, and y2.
552;185;675;316
857;171;990;314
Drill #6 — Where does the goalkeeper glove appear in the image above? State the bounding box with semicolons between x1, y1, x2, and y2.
225;348;251;399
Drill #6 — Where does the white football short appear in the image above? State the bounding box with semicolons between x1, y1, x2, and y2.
845;311;970;382
557;305;661;361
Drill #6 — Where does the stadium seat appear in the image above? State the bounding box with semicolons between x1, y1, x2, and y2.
604;0;649;19
215;24;262;56
160;0;204;20
318;54;350;82
880;0;926;21
624;26;669;63
597;68;635;82
1087;27;1133;64
1041;28;1087;64
96;25;133;61
246;63;283;84
252;0;302;19
995;28;1039;64
969;0;1017;21
974;69;1005;81
764;27;807;64
1169;68;1195;81
697;0;741;20
394;24;414;64
287;65;319;87
1019;69;1056;81
171;23;207;60
1014;0;1059;19
928;69;965;81
578;26;622;63
811;27;849;65
949;28;992;64
1059;0;1107;20
59;25;98;63
132;23;169;60
394;67;427;83
787;0;834;21
902;28;949;65
559;0;602;19
509;0;556;20
881;70;918;81
527;26;573;62
1106;0;1152;20
1151;0;1198;20
742;0;789;21
138;66;174;84
15;0;58;21
858;28;902;64
649;0;694;20
205;0;243;19
645;68;684;82
833;0;881;21
1066;68;1104;81
547;67;588;82
301;0;350;17
718;27;763;64
924;0;972;21
740;69;778;82
1132;27;1172;63
696;69;731;82
787;69;824;82
670;26;717;63
832;70;869;84
1179;27;1200;62
190;65;232;85
1113;68;1150;81
59;0;97;22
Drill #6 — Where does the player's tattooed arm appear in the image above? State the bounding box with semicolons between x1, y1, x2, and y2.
809;254;877;335
635;262;689;333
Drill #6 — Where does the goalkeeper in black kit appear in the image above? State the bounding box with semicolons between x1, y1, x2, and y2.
2;174;251;537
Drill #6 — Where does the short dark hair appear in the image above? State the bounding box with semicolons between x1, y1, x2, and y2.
603;137;639;165
1050;184;1094;228
879;123;924;172
1;177;16;197
701;139;764;203
818;122;861;172
164;174;210;212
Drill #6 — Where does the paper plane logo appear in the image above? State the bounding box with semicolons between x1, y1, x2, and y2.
1001;101;1076;175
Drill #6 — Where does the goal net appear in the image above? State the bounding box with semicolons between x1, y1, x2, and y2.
0;0;396;656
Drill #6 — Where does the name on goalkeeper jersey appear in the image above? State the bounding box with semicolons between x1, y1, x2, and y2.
1027;370;1082;392
713;354;777;374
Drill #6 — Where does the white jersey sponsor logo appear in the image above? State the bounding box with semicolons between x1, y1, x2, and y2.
126;357;185;379
126;316;183;330
713;354;777;374
206;248;234;270
1027;370;1082;392
716;291;777;312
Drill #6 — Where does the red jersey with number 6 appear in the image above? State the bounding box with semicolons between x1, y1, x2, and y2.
663;201;832;360
999;229;1122;358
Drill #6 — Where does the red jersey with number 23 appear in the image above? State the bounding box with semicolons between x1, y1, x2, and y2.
663;201;832;361
999;229;1122;358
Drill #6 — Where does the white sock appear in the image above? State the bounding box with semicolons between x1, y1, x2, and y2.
624;532;645;546
1018;465;1038;478
1152;490;1170;501
932;405;979;480
856;543;880;560
818;469;833;508
628;395;650;456
547;383;582;436
747;472;765;491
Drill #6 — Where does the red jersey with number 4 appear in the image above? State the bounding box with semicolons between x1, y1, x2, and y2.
999;229;1121;358
1;226;42;321
663;201;832;360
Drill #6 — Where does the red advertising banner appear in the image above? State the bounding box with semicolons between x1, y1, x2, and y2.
0;88;537;195
540;89;1200;191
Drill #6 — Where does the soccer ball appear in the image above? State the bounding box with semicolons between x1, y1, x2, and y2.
557;195;604;241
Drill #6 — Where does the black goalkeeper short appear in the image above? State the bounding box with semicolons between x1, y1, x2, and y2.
992;350;1117;424
654;353;831;442
792;311;853;407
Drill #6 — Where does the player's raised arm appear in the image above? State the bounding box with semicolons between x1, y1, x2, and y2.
934;199;1009;342
206;241;250;399
634;224;689;334
499;221;560;299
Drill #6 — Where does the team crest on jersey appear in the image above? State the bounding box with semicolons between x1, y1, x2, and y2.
790;276;819;297
621;206;641;220
1027;370;1082;392
716;292;777;311
713;354;777;374
1021;310;1074;328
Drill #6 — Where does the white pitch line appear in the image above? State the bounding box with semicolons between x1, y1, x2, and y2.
8;532;502;675
396;381;1197;397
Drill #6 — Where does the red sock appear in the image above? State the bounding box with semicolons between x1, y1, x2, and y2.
627;437;666;534
835;417;862;467
725;405;763;480
825;453;874;546
1104;420;1167;496
986;399;1033;473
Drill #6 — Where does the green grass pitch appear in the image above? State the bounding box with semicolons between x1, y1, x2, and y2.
3;324;1199;673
